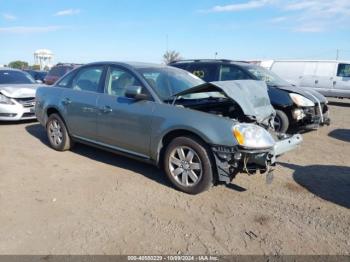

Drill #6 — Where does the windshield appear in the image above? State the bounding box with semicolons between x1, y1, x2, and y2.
137;66;207;101
0;70;35;84
245;65;290;87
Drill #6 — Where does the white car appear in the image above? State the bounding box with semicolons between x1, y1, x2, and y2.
259;60;350;98
0;68;41;121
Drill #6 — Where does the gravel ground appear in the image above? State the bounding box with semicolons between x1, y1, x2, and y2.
0;98;349;255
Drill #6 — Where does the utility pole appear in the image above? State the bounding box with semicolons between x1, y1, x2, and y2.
214;52;218;59
336;49;340;60
166;34;169;53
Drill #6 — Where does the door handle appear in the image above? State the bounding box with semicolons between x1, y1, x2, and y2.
62;97;72;105
315;80;319;84
100;106;112;113
333;81;337;85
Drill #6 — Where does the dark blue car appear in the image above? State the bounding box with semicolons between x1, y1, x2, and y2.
170;59;331;133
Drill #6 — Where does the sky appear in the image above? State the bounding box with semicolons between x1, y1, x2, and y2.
0;0;350;65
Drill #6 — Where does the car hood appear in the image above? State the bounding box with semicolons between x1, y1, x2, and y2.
273;84;327;104
175;80;276;124
0;84;40;98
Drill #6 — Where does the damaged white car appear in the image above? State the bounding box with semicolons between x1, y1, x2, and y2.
0;68;41;121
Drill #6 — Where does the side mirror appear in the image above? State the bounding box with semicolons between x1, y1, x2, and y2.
125;86;149;100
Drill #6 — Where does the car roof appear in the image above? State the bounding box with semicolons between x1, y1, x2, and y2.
83;61;173;69
170;59;252;67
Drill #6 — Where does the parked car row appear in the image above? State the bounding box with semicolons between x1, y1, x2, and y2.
0;59;335;194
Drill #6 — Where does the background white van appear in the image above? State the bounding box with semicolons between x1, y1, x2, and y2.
259;60;350;98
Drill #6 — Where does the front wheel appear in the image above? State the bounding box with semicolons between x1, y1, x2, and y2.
164;136;214;194
274;110;290;133
46;113;72;151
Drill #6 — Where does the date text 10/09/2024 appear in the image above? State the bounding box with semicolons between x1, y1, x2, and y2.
127;256;219;261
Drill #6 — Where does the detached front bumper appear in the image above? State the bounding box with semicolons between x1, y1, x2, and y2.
212;134;303;183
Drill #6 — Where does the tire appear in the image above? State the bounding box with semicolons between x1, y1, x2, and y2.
274;110;289;133
46;113;72;151
164;136;214;194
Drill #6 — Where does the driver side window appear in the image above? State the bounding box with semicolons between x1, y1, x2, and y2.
72;66;104;92
337;64;350;77
106;67;145;97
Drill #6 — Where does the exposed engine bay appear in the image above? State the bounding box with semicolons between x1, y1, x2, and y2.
172;80;277;130
175;97;257;124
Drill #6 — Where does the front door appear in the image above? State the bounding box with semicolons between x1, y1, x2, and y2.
61;65;104;140
96;66;155;158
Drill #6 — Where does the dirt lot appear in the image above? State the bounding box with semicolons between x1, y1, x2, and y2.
0;98;349;255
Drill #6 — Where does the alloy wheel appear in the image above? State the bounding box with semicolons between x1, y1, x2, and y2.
48;119;63;146
168;146;203;187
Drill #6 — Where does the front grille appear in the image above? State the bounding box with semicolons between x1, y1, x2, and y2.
14;97;35;108
22;112;35;118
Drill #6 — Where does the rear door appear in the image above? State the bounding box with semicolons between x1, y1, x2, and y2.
271;61;304;85
61;65;105;140
313;62;336;96
299;62;318;88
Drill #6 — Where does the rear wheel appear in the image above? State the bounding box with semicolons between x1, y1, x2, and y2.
46;113;72;151
274;110;289;133
164;136;214;194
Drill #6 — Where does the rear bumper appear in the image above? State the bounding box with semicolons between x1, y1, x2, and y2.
211;134;302;183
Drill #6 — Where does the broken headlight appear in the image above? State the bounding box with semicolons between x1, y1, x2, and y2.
290;93;314;107
233;124;276;149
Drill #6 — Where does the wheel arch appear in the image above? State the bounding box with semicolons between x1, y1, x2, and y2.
45;107;70;133
156;129;211;167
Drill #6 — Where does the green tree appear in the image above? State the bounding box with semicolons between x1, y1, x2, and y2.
163;50;182;64
8;60;29;69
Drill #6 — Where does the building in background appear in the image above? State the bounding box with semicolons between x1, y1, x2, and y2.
34;49;54;70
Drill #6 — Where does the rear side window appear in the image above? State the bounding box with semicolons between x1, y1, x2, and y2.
219;65;250;81
187;63;219;82
337;64;350;77
72;66;104;93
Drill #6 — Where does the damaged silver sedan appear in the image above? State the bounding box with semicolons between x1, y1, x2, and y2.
35;62;302;194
